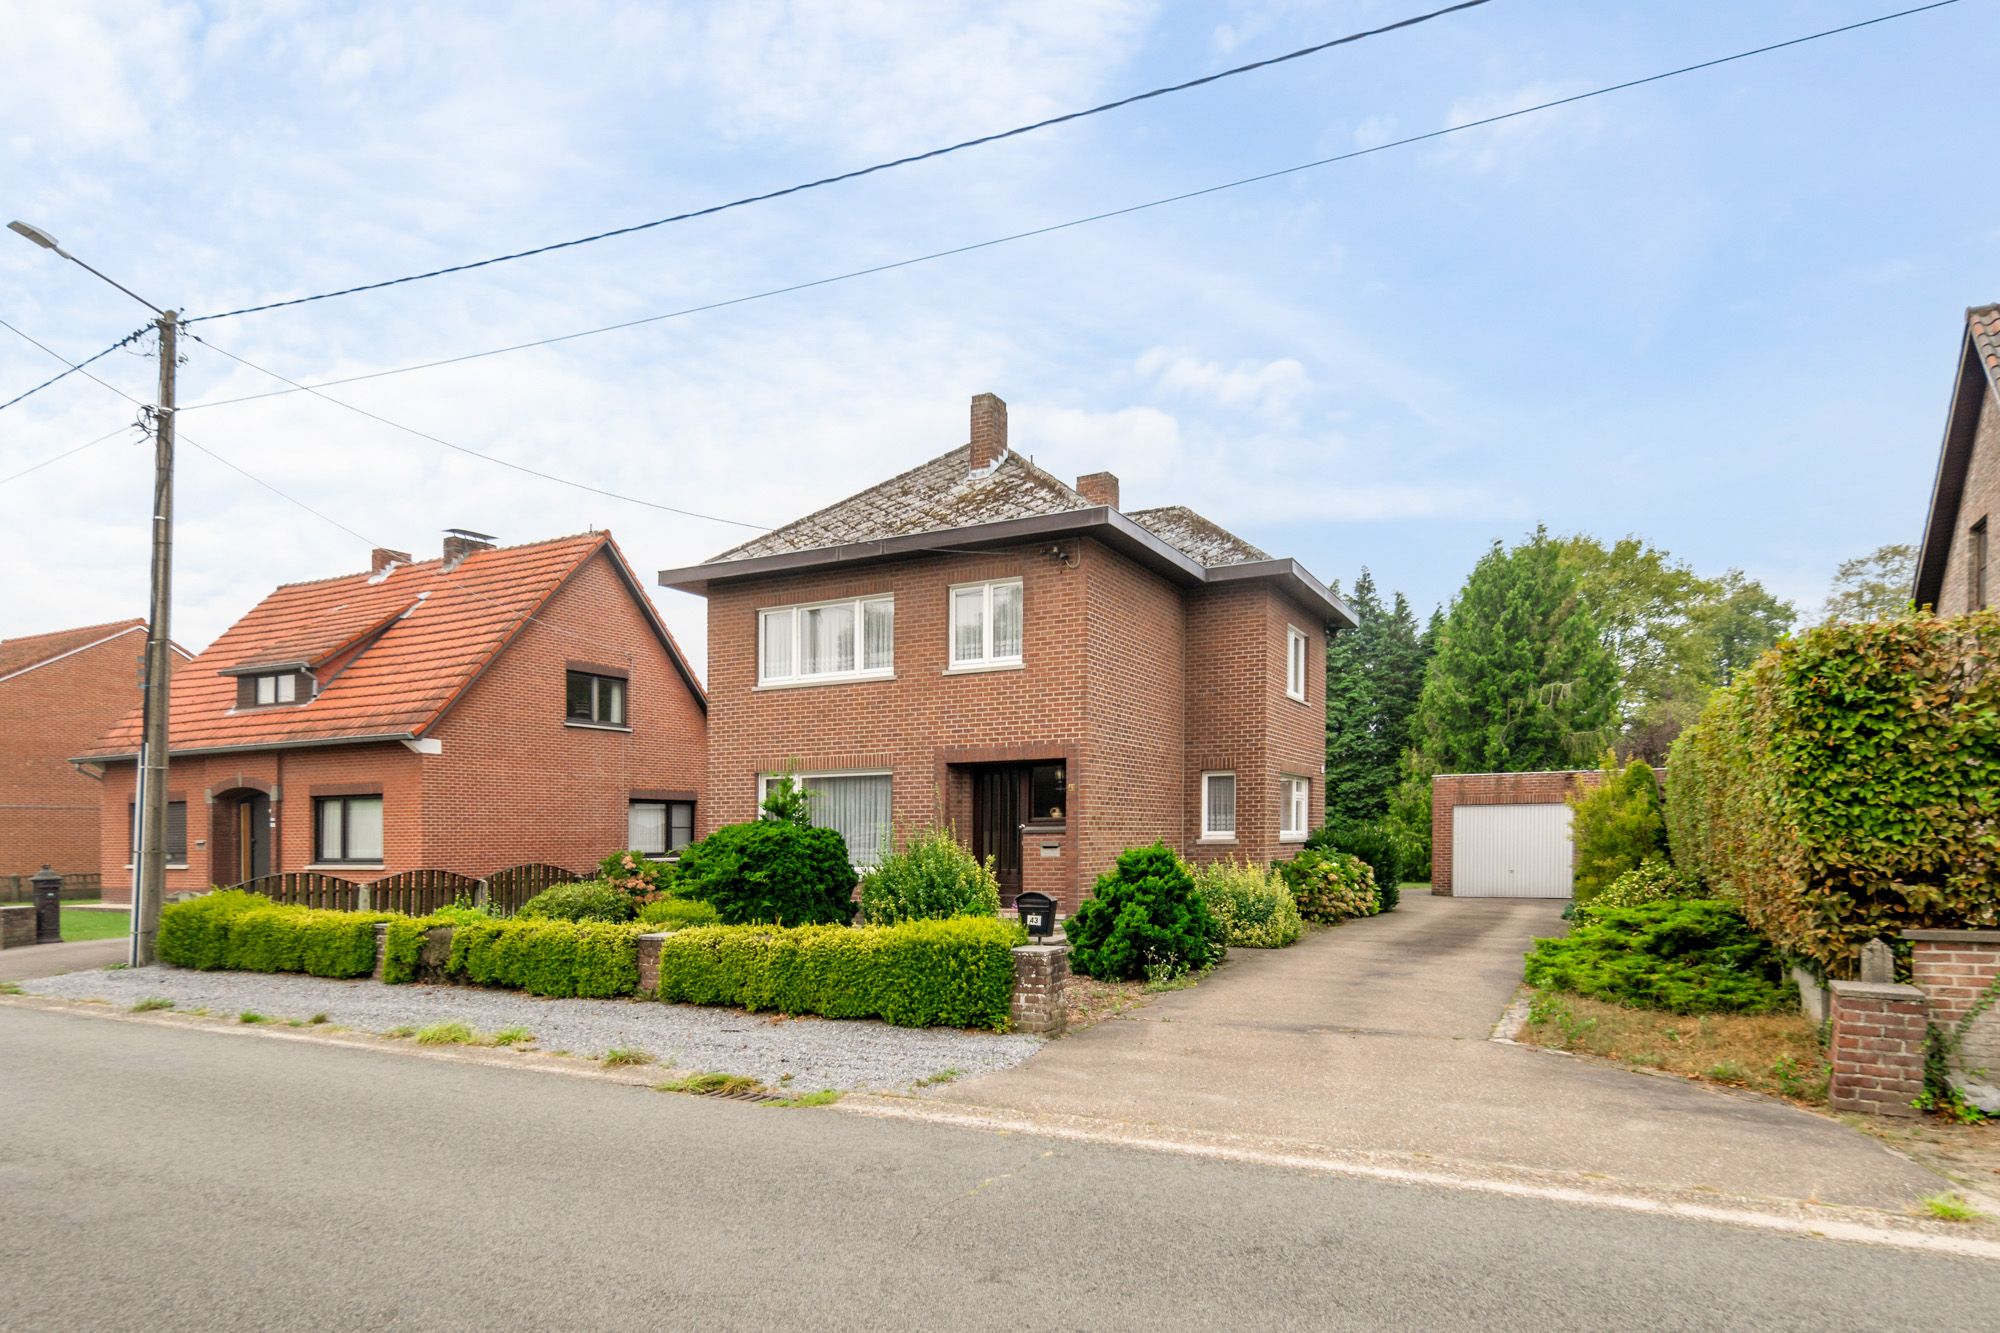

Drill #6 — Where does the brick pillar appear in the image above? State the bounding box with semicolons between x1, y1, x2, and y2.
637;933;666;994
1827;980;1928;1117
1011;944;1067;1035
1907;929;2000;1105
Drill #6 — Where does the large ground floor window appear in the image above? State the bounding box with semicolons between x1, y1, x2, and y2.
629;799;695;855
314;795;384;864
127;800;189;866
759;771;891;868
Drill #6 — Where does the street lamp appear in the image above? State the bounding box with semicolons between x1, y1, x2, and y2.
11;220;177;966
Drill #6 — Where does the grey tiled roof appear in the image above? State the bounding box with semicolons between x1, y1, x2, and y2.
1126;506;1269;567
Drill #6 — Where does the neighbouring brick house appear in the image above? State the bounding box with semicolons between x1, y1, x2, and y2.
0;620;192;881
75;531;706;904
1914;302;1999;613
659;392;1352;911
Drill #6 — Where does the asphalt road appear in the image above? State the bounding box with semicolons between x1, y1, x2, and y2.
2;1006;1994;1332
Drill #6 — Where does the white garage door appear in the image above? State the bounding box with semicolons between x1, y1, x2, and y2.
1453;803;1573;898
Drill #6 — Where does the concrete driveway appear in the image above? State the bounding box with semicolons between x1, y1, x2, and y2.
0;936;128;982
936;891;1945;1210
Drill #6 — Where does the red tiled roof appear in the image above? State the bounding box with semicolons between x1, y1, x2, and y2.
79;533;690;759
0;619;147;681
1971;303;2000;386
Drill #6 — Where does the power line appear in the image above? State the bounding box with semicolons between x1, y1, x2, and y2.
0;321;152;413
184;0;1496;324
0;422;141;487
176;0;1963;416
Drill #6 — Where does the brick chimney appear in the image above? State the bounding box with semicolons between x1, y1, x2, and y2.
969;393;1008;474
1076;471;1120;510
370;547;411;573
441;529;496;571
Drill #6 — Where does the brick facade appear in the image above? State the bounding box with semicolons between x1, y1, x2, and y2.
1908;930;2000;1089
0;622;184;879
702;538;1325;912
90;545;705;904
1932;381;1998;616
1429;770;1601;896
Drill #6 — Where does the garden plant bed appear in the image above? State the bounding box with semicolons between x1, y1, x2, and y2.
1518;990;1831;1106
15;965;1043;1092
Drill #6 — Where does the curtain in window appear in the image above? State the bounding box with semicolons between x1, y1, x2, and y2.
629;801;667;854
669;802;695;850
1205;774;1236;836
863;599;894;671
803;604;856;676
760;610;794;681
803;774;892;867
991;582;1023;659
952;588;985;662
346;798;385;861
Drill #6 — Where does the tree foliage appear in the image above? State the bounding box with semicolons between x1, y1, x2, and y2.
1567;754;1667;902
1324;569;1432;825
1820;543;1917;624
1412;528;1619;773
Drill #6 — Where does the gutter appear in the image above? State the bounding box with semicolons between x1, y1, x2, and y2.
72;730;422;766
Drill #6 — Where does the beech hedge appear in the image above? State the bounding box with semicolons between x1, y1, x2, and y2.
157;891;389;978
445;918;645;998
652;917;1023;1029
1666;611;2000;975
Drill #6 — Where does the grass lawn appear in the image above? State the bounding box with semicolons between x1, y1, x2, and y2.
1518;989;1830;1106
60;905;130;942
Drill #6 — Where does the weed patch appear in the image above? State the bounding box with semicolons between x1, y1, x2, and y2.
129;997;174;1013
489;1027;534;1047
913;1068;964;1088
415;1022;475;1046
1921;1193;1983;1223
601;1047;655;1068
1519;990;1829;1104
767;1089;841;1107
655;1072;767;1097
237;1011;270;1025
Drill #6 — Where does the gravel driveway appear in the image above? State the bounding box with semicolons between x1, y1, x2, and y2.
18;966;1043;1092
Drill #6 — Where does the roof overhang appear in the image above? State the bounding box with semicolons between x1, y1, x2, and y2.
1914;325;1996;608
217;659;313;677
659;508;1354;627
72;731;420;766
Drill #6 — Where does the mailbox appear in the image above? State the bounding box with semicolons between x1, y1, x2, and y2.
31;865;62;944
1016;890;1058;941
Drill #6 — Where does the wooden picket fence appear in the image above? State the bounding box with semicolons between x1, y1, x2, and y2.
230;863;585;917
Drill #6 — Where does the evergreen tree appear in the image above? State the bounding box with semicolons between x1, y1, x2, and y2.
1413;528;1618;773
1324;569;1431;824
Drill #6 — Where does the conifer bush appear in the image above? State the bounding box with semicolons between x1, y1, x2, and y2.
1524;899;1791;1014
1067;844;1226;981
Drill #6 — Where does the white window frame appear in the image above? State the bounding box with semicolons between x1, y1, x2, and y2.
1280;775;1310;842
758;770;893;868
253;673;297;706
1200;771;1238;843
1286;625;1309;703
947;577;1024;671
756;594;894;687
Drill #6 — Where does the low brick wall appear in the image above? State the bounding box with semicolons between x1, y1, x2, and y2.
1429;770;1602;896
1908;929;2000;1095
1827;980;1929;1117
0;904;34;950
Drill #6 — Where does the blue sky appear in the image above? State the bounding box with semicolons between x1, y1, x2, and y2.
3;0;1995;676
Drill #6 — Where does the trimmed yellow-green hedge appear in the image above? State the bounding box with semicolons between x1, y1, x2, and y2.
446;917;645;998
1666;611;2000;974
653;917;1024;1029
158;890;389;978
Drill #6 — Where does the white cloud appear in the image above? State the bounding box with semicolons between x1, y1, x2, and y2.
1135;347;1309;415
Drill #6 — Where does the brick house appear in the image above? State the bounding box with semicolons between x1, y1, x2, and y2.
1914;303;1999;613
75;531;705;904
659;393;1352;911
0;620;192;880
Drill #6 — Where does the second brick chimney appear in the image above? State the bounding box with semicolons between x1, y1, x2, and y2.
441;529;496;571
969;393;1008;474
370;546;411;574
1076;471;1120;510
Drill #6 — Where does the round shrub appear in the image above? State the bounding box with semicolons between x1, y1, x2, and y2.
597;849;678;904
673;820;857;926
1193;859;1302;949
1068;843;1226;981
1577;856;1700;922
516;881;635;923
1277;848;1379;923
635;895;721;929
860;828;1001;925
1523;898;1791;1014
1305;818;1413;912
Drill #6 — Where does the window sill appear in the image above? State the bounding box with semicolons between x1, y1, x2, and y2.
1279;833;1307;844
1284;692;1308;705
755;672;895;691
1197;835;1238;845
944;660;1025;676
124;863;190;871
564;721;634;733
307;863;383;873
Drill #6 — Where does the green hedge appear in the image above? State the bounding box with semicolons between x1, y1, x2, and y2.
653;917;1023;1029
157;891;389;978
1667;611;2000;974
446;918;645;998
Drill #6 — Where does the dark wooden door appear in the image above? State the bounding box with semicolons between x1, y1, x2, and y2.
237;794;271;881
972;768;1024;901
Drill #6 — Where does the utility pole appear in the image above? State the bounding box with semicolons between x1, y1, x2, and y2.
7;222;176;964
133;311;177;965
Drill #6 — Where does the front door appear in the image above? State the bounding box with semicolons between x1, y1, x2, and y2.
972;767;1024;902
236;793;271;882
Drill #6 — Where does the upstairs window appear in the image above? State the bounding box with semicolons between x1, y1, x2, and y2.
314;795;383;865
1280;776;1310;842
235;670;306;709
1286;626;1309;702
950;579;1023;669
629;799;695;856
758;596;894;686
566;670;627;726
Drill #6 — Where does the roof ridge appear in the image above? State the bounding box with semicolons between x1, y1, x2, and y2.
268;530;608;590
707;444;970;562
0;616;146;646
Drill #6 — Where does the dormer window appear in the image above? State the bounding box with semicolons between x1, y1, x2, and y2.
235;669;309;709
